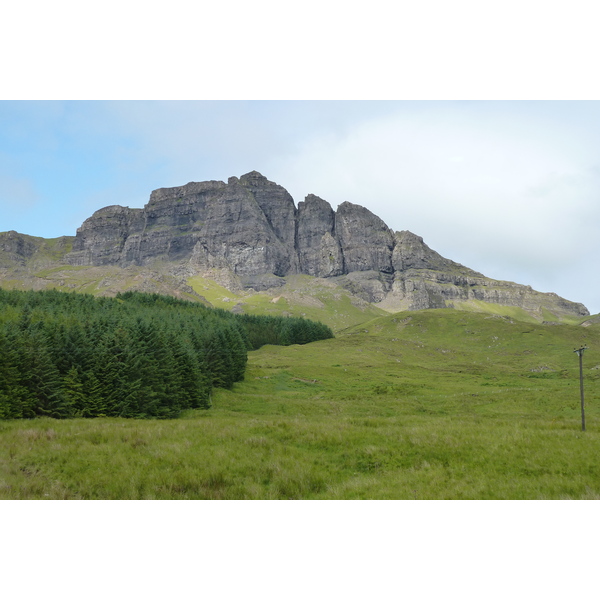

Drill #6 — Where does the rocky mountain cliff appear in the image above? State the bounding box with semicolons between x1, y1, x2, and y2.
60;171;588;319
1;171;589;320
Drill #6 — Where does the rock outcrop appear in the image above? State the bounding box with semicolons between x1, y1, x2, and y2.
0;231;74;268
297;194;341;277
63;171;588;318
335;202;395;274
68;172;300;286
0;231;41;265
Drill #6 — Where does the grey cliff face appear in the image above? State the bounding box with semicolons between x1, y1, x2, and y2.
1;231;40;264
391;230;479;274
68;173;299;281
297;194;342;277
70;206;143;266
334;202;394;274
65;171;590;316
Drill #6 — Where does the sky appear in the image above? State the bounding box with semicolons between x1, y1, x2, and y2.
1;100;600;314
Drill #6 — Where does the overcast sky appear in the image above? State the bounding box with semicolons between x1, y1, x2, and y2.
1;100;599;313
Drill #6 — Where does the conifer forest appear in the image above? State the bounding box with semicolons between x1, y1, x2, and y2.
0;289;333;420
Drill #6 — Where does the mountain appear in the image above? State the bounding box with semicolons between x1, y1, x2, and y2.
0;171;590;325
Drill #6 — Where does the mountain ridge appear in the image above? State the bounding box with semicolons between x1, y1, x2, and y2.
0;171;590;322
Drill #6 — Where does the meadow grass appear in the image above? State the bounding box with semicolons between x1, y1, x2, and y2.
2;309;600;499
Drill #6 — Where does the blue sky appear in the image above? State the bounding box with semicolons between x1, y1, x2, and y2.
1;100;600;314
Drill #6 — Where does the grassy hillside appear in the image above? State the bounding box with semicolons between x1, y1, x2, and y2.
2;309;599;499
1;264;209;304
187;274;388;332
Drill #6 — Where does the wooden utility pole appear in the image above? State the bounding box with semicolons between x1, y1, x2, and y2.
574;346;587;432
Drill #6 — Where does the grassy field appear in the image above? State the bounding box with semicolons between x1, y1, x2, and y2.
1;309;600;499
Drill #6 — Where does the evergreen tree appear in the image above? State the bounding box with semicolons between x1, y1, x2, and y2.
0;330;29;419
20;329;70;418
62;367;87;417
81;373;106;418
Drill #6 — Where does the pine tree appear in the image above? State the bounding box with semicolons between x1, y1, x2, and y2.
0;330;29;419
81;373;106;418
62;367;87;417
21;329;71;418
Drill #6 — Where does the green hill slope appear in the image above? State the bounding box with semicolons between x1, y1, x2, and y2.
208;310;600;498
3;307;600;499
220;309;600;418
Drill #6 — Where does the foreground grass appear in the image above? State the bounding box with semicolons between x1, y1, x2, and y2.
2;309;600;499
1;411;598;500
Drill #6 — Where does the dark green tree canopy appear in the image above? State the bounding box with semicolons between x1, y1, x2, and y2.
0;289;333;420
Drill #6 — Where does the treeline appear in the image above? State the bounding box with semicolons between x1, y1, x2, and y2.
0;289;333;419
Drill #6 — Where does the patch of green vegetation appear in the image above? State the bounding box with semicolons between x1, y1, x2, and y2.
187;276;242;307
541;307;558;322
187;274;387;332
38;237;74;260
455;299;543;323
